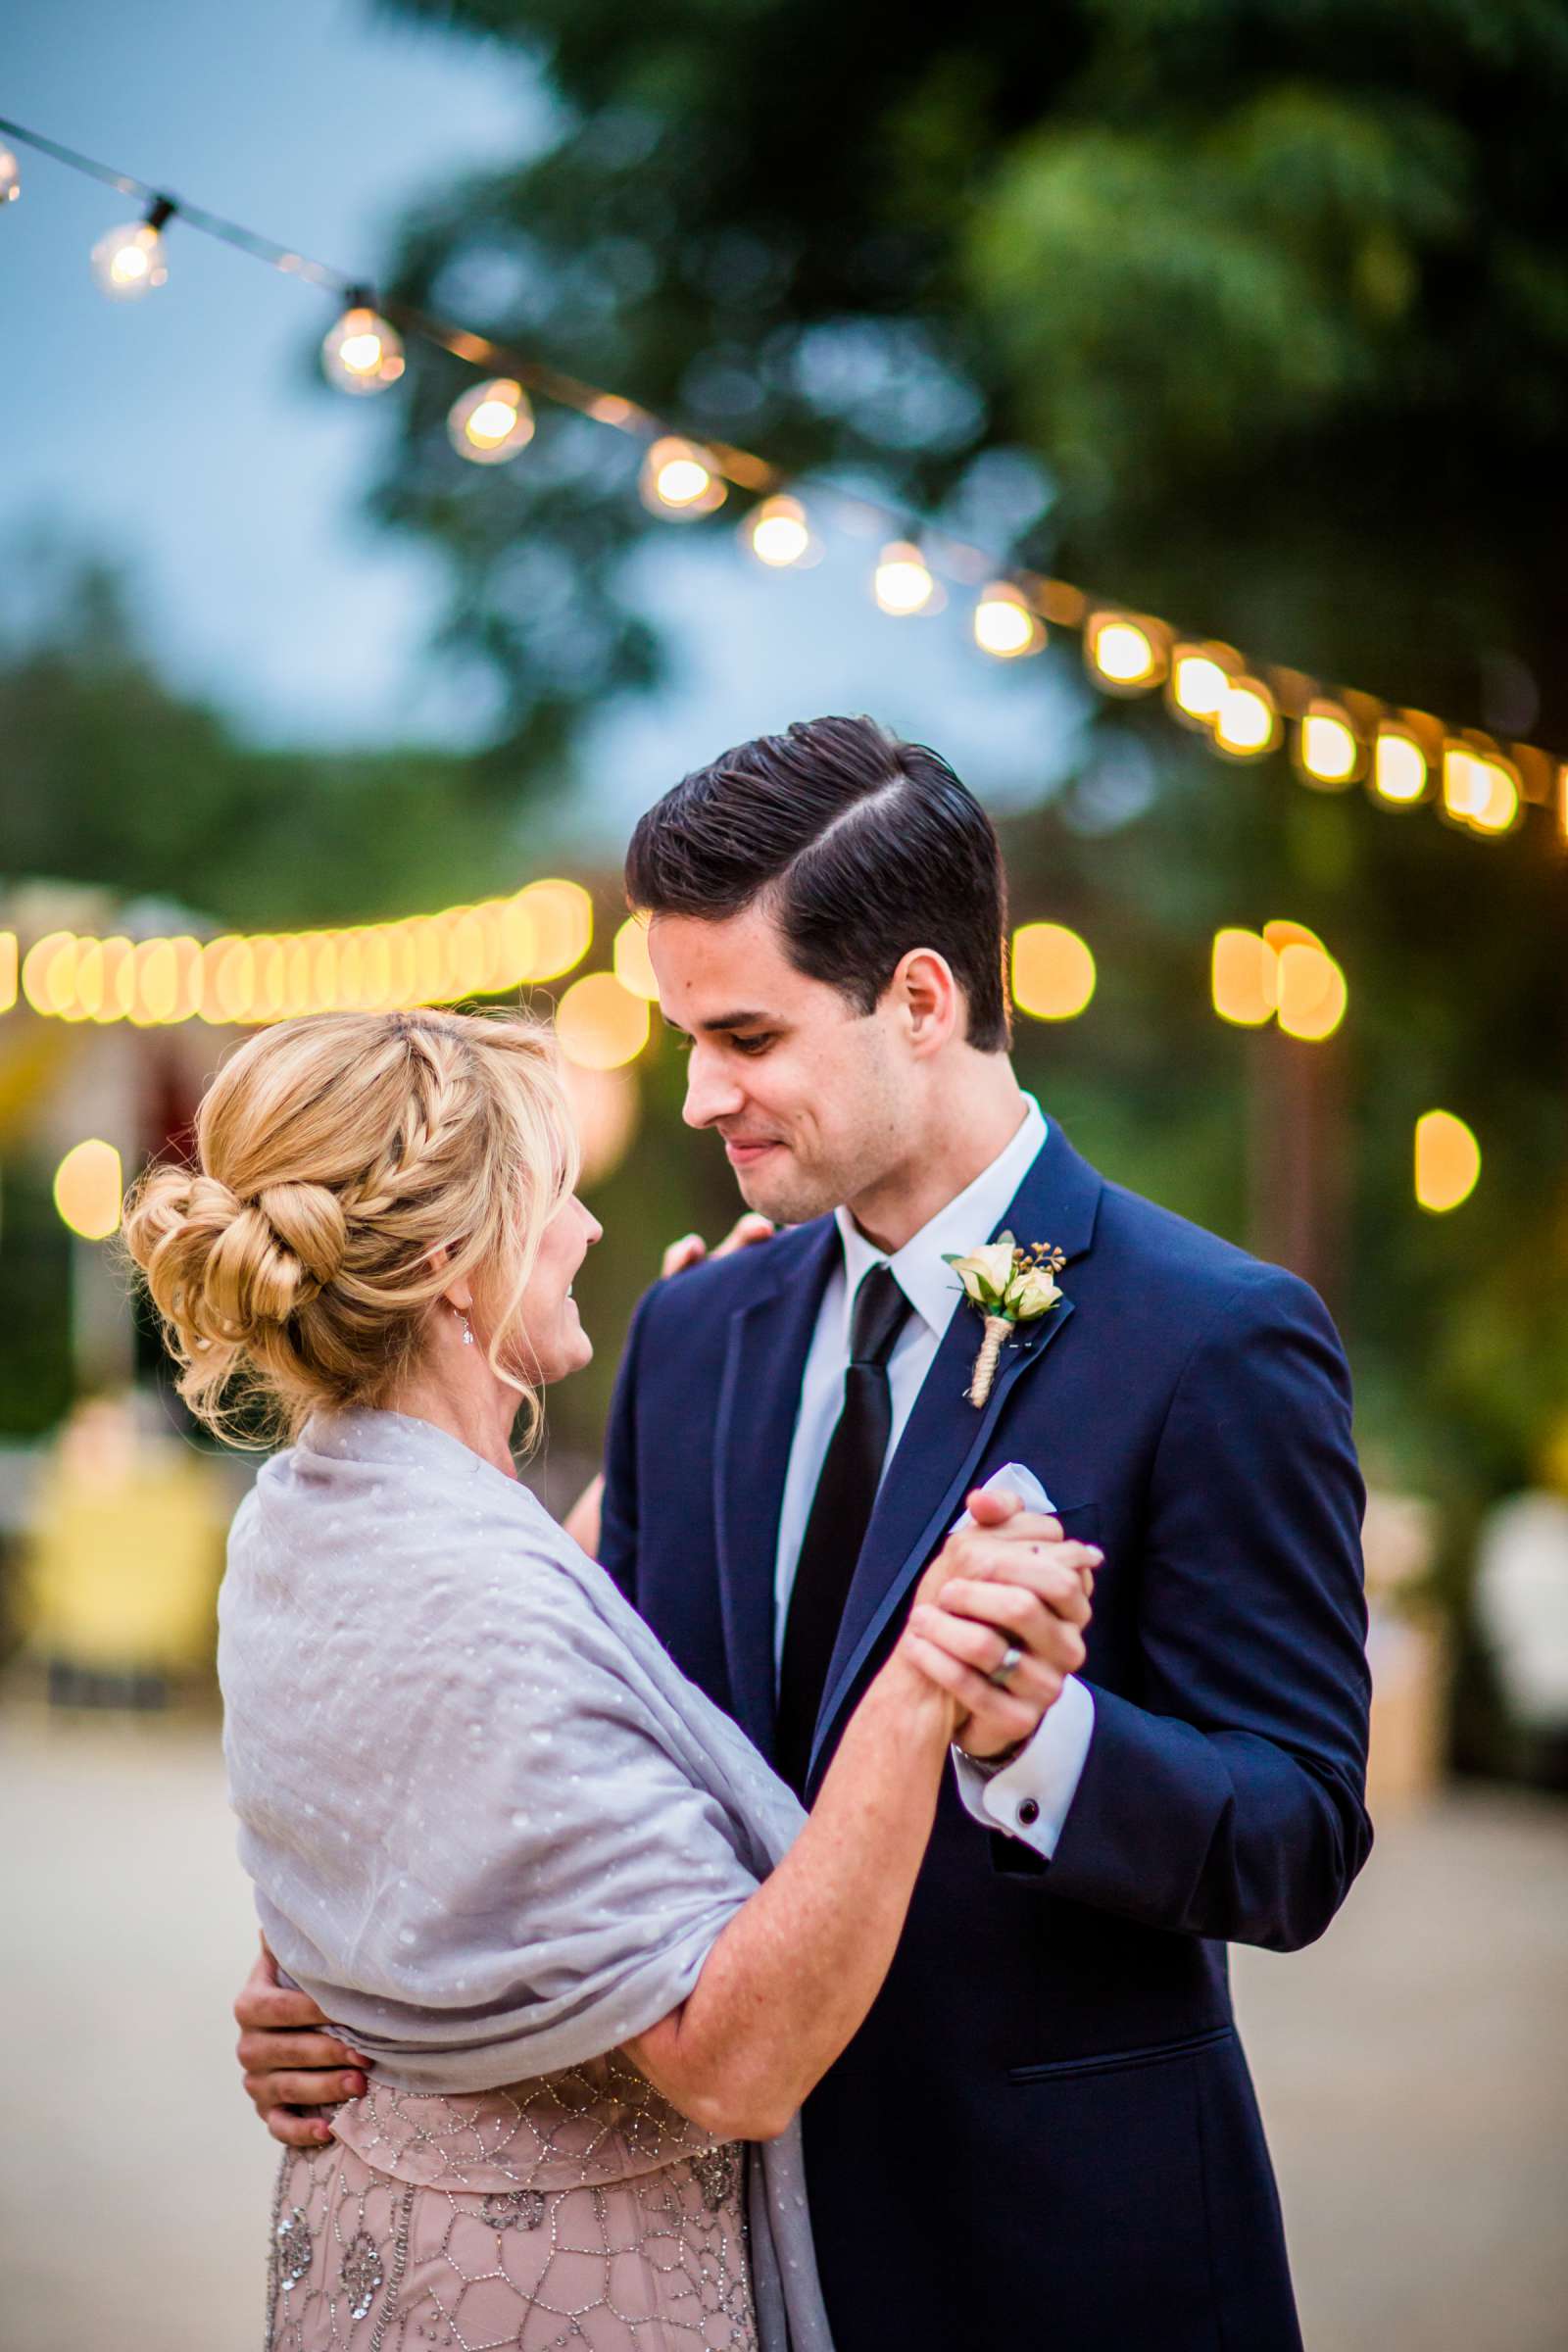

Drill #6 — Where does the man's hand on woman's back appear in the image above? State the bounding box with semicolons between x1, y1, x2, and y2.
233;1936;369;2148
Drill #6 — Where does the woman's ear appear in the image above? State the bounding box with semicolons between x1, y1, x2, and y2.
426;1243;473;1316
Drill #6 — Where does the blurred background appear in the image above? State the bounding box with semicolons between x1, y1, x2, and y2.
2;3;1566;2345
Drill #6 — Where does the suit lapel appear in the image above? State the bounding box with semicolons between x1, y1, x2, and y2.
807;1122;1104;1788
711;1218;839;1761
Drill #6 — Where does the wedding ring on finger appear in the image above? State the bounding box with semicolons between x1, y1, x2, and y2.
987;1641;1024;1690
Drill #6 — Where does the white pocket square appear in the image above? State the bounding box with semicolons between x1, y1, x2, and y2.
950;1459;1056;1532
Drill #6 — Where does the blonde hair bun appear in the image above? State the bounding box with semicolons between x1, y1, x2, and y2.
123;1008;578;1446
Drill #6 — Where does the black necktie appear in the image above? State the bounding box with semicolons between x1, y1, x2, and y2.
776;1261;912;1793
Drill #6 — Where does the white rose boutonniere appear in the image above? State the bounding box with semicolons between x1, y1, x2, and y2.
943;1232;1067;1407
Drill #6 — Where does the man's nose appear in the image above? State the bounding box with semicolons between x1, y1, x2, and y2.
682;1047;746;1131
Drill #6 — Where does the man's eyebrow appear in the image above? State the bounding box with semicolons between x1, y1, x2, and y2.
661;1008;777;1035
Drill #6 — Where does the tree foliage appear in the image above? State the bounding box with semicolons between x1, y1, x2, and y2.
369;0;1568;746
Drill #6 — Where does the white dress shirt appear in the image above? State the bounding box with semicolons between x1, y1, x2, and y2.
771;1094;1095;1858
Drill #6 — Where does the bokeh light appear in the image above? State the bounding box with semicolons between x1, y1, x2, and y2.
1087;614;1162;690
1211;928;1279;1026
1169;646;1234;723
745;495;813;567
90;221;168;302
873;541;937;615
555;972;650;1069
0;931;17;1012
54;1140;123;1242
560;1061;642;1189
0;148;21;207
448;377;534;464
1297;705;1361;789
640;437;726;517
1276;943;1348;1040
974;584;1044;660
1415;1110;1481;1212
1213;678;1280;759
612;914;660;1002
321;304;405;394
1011;922;1095;1019
1373;728;1429;806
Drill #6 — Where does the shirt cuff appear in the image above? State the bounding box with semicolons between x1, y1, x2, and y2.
951;1675;1096;1859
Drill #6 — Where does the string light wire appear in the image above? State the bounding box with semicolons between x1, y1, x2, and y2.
1;110;1563;840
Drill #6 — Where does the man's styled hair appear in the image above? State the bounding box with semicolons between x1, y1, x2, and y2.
624;714;1011;1052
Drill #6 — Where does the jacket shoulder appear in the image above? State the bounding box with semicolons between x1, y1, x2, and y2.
1091;1177;1333;1333
632;1215;833;1338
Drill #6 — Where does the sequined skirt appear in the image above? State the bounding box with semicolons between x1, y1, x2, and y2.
265;2062;758;2352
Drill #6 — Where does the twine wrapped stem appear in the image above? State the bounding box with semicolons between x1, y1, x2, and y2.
967;1313;1013;1407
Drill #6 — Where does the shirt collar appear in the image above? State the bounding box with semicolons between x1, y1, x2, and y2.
833;1094;1049;1343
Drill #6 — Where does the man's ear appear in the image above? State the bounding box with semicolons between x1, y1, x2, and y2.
895;948;961;1057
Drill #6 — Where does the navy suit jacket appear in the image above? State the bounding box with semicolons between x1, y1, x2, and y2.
600;1119;1372;2352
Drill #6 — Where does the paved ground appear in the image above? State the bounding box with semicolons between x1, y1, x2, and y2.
2;1710;1564;2351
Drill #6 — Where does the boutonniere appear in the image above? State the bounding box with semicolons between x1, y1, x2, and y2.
943;1233;1067;1407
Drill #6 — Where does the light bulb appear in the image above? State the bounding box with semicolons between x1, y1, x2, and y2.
974;584;1044;659
640;436;727;517
1169;646;1234;723
322;302;405;395
873;541;936;615
91;220;170;302
746;495;812;567
448;377;535;464
1372;728;1427;805
0;148;20;207
1212;678;1280;758
1296;704;1360;789
1085;613;1165;690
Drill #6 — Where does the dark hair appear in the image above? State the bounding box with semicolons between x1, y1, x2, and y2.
624;715;1011;1052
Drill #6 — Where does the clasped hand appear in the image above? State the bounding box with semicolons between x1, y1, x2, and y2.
896;1489;1100;1760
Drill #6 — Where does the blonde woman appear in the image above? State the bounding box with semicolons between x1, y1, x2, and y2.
125;1007;1093;2352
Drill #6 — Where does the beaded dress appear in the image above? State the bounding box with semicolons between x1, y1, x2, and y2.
267;2055;756;2351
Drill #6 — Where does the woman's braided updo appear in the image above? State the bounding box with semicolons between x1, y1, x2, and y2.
122;1007;579;1445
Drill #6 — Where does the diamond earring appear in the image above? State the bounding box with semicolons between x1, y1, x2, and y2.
454;1305;475;1347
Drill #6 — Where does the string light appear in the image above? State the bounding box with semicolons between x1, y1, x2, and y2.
1213;677;1280;760
1;109;1561;855
745;495;814;568
448;377;534;464
1168;645;1236;725
1443;742;1520;837
1296;703;1361;789
641;436;726;517
874;542;937;615
90;197;173;301
1373;727;1429;806
1011;923;1095;1018
54;1140;123;1241
1086;613;1163;691
11;877;592;1030
974;583;1044;660
321;297;405;394
1415;1110;1480;1212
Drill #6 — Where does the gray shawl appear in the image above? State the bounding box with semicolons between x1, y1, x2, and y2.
219;1406;829;2351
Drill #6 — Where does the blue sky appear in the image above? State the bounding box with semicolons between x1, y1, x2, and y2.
2;0;1085;844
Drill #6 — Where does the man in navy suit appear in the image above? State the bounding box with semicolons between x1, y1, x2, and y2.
602;714;1371;2349
237;714;1370;2349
